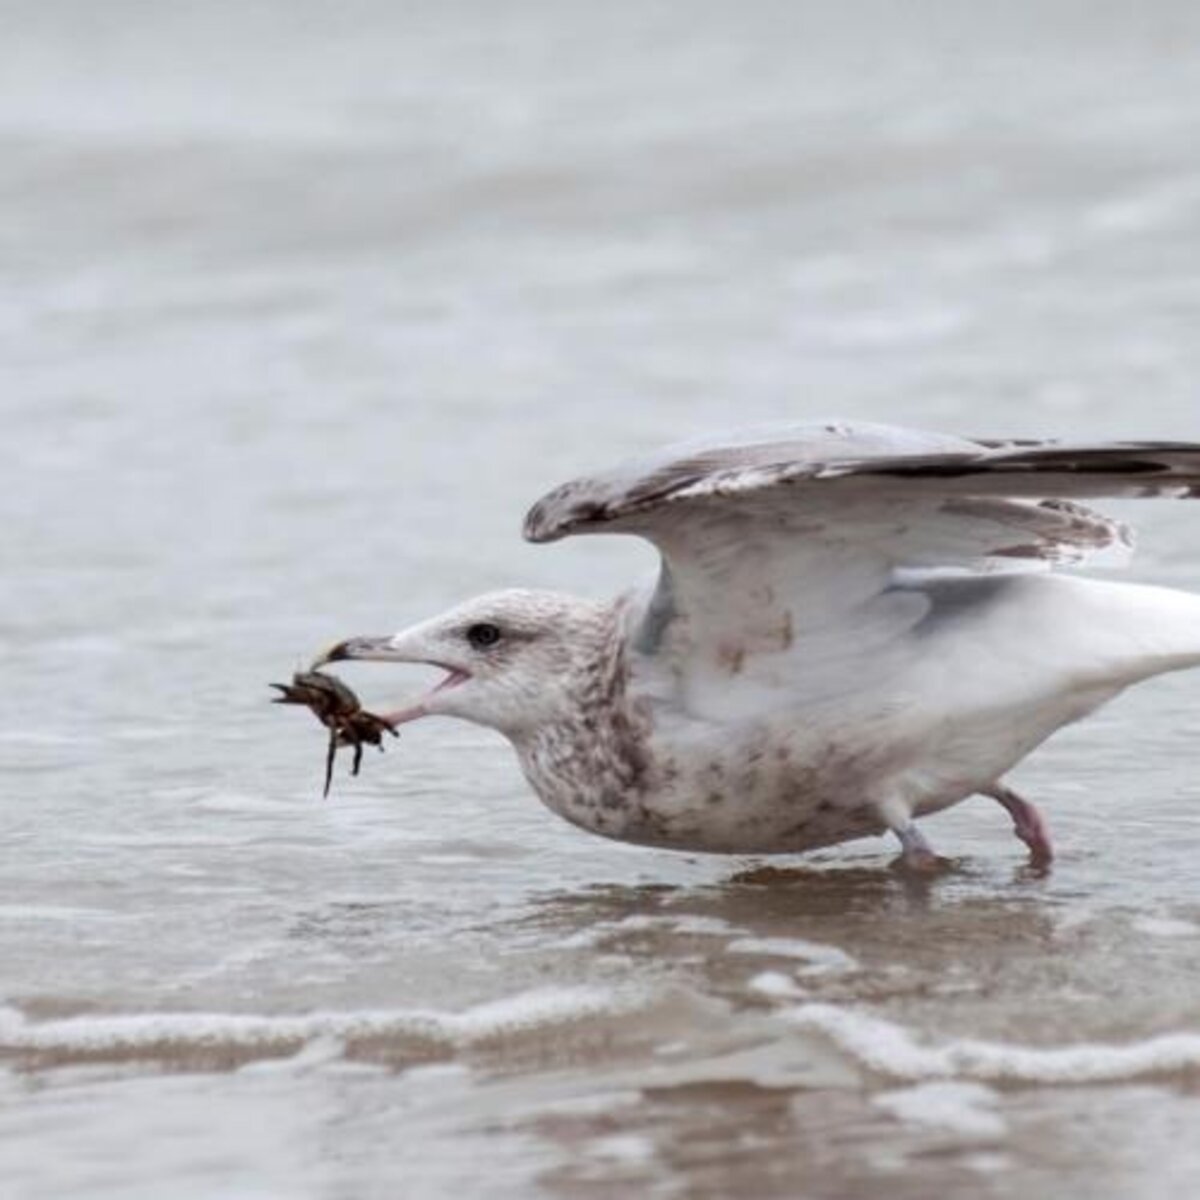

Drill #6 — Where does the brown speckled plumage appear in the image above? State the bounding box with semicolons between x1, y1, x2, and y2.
516;600;655;840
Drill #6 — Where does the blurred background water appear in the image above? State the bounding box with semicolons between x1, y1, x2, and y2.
3;2;1200;1196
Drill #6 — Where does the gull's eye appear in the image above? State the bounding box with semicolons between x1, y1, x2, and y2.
466;622;502;649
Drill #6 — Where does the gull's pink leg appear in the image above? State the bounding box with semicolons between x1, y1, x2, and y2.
877;796;942;871
986;783;1054;865
892;820;941;871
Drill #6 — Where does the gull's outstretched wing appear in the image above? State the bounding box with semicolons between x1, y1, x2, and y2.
525;421;1200;545
523;421;1200;700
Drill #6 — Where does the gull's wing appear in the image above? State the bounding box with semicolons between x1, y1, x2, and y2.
525;420;1200;544
523;421;1200;696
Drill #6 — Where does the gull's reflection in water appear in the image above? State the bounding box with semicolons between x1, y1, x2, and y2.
510;853;1061;1003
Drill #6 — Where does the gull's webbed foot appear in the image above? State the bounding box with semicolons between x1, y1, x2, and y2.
986;783;1054;866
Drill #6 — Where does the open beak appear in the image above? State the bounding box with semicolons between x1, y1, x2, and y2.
311;634;470;725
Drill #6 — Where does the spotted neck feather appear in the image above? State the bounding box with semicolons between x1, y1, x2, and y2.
513;600;652;830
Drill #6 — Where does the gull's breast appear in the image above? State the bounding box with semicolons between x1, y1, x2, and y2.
523;716;903;854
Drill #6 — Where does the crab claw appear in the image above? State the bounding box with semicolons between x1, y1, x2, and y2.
270;682;307;704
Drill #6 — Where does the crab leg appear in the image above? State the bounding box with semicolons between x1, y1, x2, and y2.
323;729;338;798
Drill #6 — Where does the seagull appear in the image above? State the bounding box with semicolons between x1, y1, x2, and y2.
317;421;1200;868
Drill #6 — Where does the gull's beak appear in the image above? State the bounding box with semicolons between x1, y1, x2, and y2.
310;628;472;727
313;636;406;668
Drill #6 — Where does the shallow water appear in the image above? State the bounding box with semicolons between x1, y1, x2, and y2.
4;2;1200;1196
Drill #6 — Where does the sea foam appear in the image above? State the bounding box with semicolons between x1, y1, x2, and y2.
0;985;645;1068
786;1003;1200;1084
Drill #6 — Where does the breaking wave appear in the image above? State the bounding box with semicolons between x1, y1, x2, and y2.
786;1003;1200;1085
0;985;648;1070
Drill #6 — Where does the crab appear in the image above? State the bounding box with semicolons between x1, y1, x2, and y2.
270;669;398;797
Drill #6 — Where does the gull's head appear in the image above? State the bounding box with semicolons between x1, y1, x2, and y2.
316;589;607;738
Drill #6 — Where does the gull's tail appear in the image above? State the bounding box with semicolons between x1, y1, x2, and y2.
1054;575;1200;687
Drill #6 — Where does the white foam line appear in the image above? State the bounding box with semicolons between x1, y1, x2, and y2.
0;986;639;1058
785;1003;1200;1084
